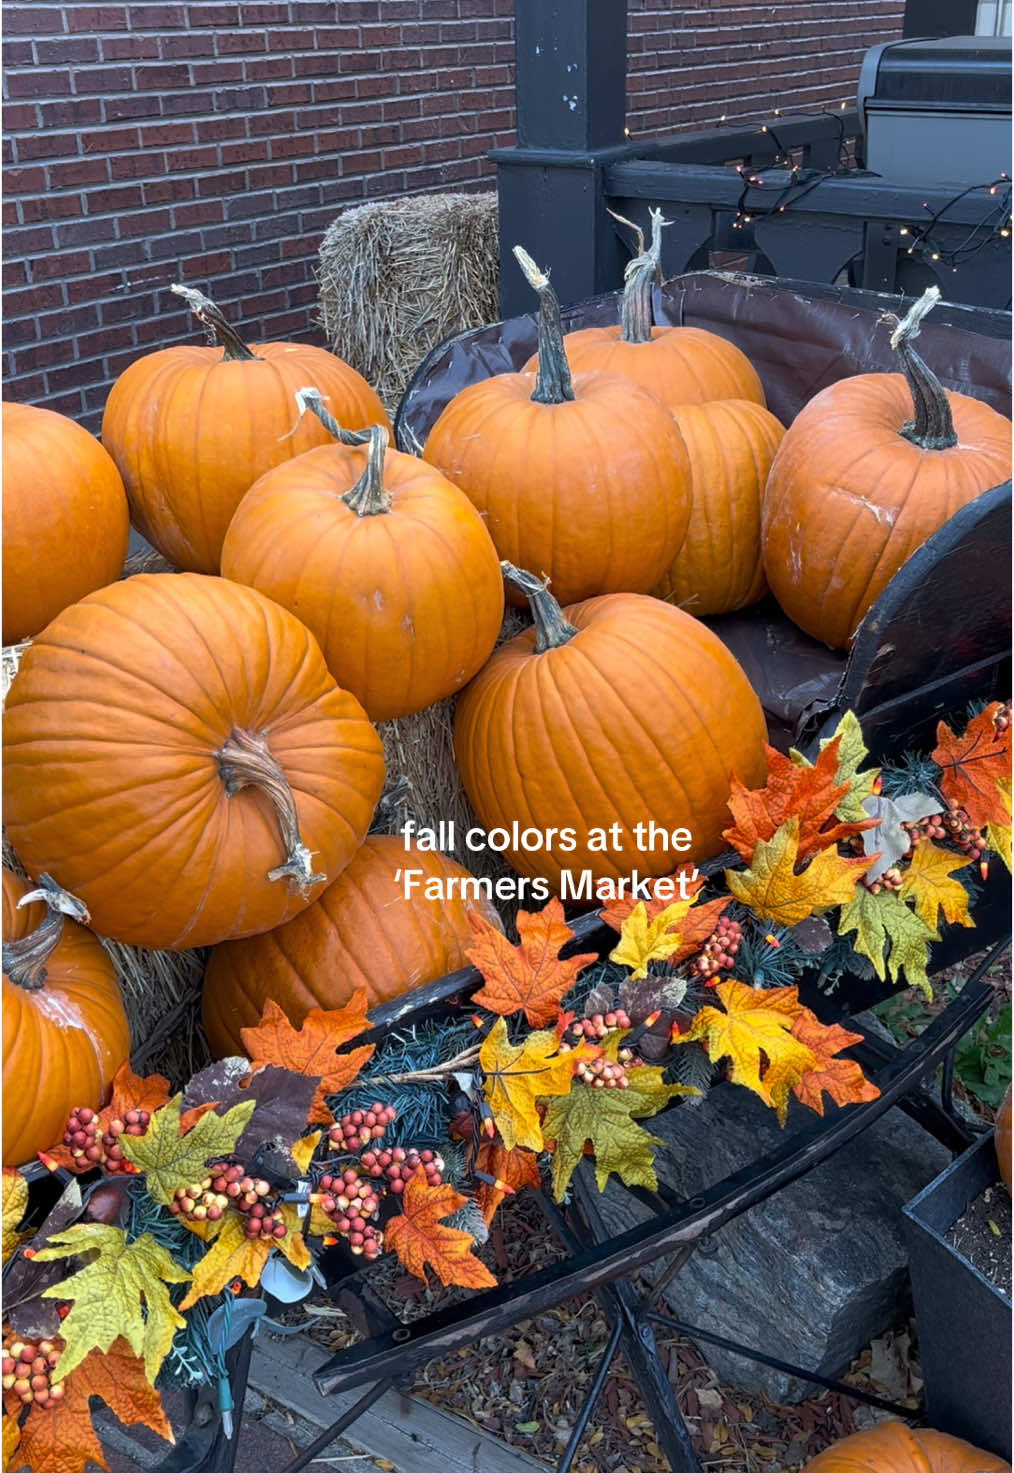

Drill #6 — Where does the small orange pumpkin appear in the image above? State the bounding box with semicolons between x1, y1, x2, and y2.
101;286;389;574
202;834;501;1056
2;402;129;645
221;398;504;722
802;1421;1009;1473
3;871;130;1168
996;1085;1012;1196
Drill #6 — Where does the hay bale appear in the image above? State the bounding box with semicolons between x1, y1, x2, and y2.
317;192;499;417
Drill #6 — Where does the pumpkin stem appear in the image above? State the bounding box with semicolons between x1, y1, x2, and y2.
500;562;577;652
294;389;392;515
512;247;576;406
620;206;669;345
215;728;326;895
889;287;958;450
170;284;261;363
3;874;88;992
294;388;372;448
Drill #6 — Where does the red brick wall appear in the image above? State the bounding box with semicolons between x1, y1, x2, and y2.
3;1;903;425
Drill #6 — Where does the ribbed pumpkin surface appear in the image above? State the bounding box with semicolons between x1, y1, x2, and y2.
3;574;385;950
2;871;130;1168
202;835;500;1056
453;592;767;889
2;401;129;645
803;1422;1010;1473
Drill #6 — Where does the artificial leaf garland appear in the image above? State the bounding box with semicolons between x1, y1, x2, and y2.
119;1095;257;1207
932;701;1011;829
725;817;871;926
673;980;815;1107
723;734;876;863
384;1168;496;1289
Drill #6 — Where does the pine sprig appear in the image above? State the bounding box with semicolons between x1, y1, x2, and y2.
730;918;807;988
878;752;943;799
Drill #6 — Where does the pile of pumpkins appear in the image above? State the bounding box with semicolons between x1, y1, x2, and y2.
2;217;1010;1168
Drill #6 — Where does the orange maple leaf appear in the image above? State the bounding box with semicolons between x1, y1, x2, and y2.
39;1064;172;1173
474;1141;542;1225
779;1008;881;1125
10;1338;171;1473
598;866;704;932
723;737;878;865
467;898;597;1027
385;1166;497;1289
240;994;374;1125
932;703;1012;829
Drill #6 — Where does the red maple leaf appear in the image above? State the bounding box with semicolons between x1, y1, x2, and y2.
932;702;1011;829
722;736;877;865
385;1168;497;1289
467;899;597;1027
240;993;374;1124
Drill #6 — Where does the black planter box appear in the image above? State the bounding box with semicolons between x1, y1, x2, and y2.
903;1132;1012;1460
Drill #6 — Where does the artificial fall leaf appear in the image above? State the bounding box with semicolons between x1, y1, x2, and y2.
2;1415;19;1473
241;994;375;1123
185;1061;321;1179
11;1338;171;1473
987;823;1012;873
674;979;814;1109
838;887;938;999
860;791;939;882
2;1170;28;1265
180;1203;310;1310
39;1063;172;1174
541;1062;695;1200
724;736;877;865
291;1131;321;1175
474;1141;542;1224
898;840;973;931
467;898;597;1027
609;900;695;980
724;818;870;927
773;1008;881;1125
479;1017;575;1152
932;702;1012;829
598;866;704;931
120;1094;256;1207
34;1224;189;1384
385;1167;496;1290
806;710;880;825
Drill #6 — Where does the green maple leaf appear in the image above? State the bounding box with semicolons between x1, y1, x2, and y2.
838;887;938;999
540;1062;694;1200
121;1094;257;1205
793;712;879;825
34;1224;190;1383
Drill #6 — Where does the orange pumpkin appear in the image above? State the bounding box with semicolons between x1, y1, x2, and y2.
202;834;501;1056
221;400;504;722
523;210;764;410
2;402;129;645
3;573;385;950
654;398;785;615
453;564;767;890
803;1422;1009;1473
762;288;1012;649
3;871;130;1168
996;1085;1012;1196
101;286;389;575
423;247;692;607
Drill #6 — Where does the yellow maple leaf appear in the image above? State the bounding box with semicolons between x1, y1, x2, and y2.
479;1017;574;1152
986;781;1012;873
2;1170;28;1266
291;1132;321;1176
795;710;879;825
898;840;973;931
180;1204;308;1309
34;1223;189;1384
2;1414;20;1473
609;899;694;980
725;818;870;926
674;979;814;1108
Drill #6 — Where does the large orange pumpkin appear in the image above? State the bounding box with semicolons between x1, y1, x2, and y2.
762;287;1012;649
3;573;385;950
202;834;501;1056
101;286;389;575
453;564;767;889
221;398;504;722
423;247;692;607
2;402;129;645
3;871;130;1168
654;398;785;616
523;210;764;410
803;1422;1009;1473
996;1085;1012;1196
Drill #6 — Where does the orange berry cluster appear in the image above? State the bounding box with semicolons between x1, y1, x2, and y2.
575;1055;631;1089
564;1009;632;1043
2;1336;64;1409
863;865;904;896
696;916;742;980
328;1103;397;1153
61;1106;149;1173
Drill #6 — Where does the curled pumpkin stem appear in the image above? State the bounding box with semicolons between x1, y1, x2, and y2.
3;875;86;991
170;284;260;363
513;246;576;406
294;387;372;448
887;286;958;451
294;389;391;514
216;728;325;895
619;205;669;345
500;562;577;652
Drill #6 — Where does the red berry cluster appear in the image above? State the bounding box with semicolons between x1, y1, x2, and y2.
61;1106;149;1172
904;812;949;845
204;1163;286;1241
328;1103;397;1154
360;1145;443;1194
695;916;742;980
2;1336;64;1409
101;1110;150;1173
575;1054;631;1089
311;1170;383;1260
564;1009;632;1043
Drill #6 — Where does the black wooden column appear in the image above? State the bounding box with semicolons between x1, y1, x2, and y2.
490;0;636;316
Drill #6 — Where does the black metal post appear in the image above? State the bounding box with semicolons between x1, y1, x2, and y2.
491;0;635;315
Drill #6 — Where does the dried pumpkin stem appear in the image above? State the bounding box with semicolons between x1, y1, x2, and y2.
512;246;576;405
889;287;958;450
3;874;88;992
294;389;392;515
500;562;577;652
170;284;260;363
216;727;325;895
619;205;669;345
294;388;372;448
